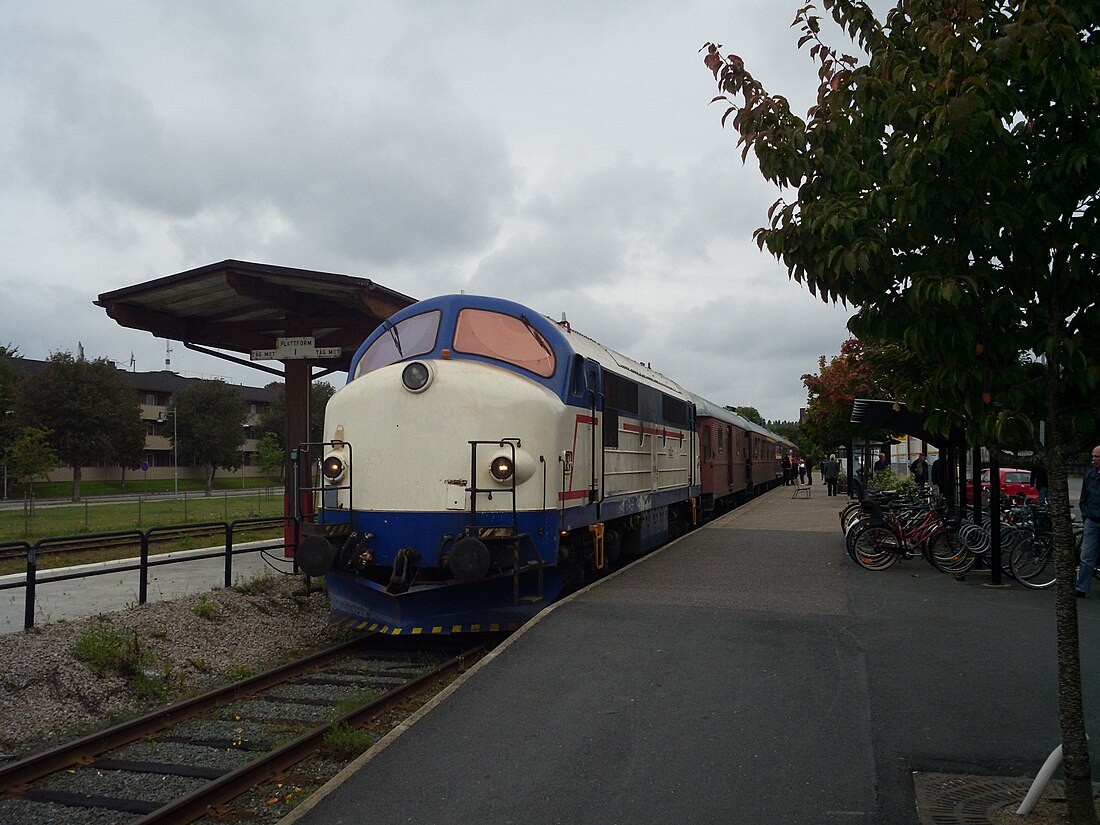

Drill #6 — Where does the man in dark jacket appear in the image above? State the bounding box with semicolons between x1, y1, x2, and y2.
823;454;841;497
1074;445;1100;597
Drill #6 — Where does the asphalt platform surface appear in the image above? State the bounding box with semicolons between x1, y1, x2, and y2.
283;484;1100;825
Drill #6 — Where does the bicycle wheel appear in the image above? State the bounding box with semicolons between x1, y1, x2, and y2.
1010;534;1056;589
850;525;902;570
839;502;864;534
925;525;975;574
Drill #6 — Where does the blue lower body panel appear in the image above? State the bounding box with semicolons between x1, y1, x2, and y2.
326;567;564;635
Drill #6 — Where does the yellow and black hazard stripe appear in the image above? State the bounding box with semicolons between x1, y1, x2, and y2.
336;618;521;635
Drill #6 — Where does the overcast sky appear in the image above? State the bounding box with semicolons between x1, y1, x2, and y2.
0;1;889;423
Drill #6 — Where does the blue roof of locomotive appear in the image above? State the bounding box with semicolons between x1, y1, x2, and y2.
348;294;691;404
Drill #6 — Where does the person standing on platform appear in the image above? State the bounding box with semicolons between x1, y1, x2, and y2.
910;453;929;487
824;454;841;496
1030;464;1049;506
798;458;806;485
1075;446;1100;597
931;456;945;494
873;450;889;478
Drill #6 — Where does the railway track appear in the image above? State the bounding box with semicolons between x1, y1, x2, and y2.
0;633;495;824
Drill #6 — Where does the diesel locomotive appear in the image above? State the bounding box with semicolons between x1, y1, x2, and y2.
297;294;792;634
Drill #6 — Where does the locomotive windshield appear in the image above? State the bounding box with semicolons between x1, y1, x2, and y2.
353;311;441;379
453;309;556;377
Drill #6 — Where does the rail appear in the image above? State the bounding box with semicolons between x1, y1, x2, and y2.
0;517;298;630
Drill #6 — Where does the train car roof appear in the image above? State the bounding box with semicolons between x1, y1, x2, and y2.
691;392;797;447
552;317;691;401
690;393;755;430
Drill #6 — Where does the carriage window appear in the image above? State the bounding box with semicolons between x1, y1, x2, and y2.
454;309;556;377
353;311;441;379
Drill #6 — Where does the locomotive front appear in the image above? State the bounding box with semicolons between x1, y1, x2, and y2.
297;296;571;634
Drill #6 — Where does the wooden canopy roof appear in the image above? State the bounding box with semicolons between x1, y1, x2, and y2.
95;259;416;375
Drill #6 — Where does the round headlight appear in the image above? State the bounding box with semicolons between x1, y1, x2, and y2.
322;454;346;481
401;361;432;392
490;455;515;482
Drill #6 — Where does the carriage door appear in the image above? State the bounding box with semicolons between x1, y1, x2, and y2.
584;360;603;509
568;356;603;513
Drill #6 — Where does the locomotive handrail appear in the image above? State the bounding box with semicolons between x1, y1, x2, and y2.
293;440;353;527
467;439;545;604
466;439;521;532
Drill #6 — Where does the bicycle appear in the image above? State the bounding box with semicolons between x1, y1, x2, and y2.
846;497;962;572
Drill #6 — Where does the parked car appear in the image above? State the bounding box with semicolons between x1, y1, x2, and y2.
965;467;1038;504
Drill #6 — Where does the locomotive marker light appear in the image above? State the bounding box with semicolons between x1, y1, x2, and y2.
487;445;537;485
489;455;514;481
401;360;433;393
322;452;346;482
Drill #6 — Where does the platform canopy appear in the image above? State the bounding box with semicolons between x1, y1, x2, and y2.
97;260;417;527
849;398;966;449
95;259;415;376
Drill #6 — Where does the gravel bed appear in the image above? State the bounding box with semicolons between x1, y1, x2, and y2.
217;699;333;723
39;766;207;803
196;753;350;825
0;573;347;759
110;739;256;771
167;718;276;747
0;797;137;825
263;682;373;703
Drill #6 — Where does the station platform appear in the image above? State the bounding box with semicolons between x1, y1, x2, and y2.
282;484;1100;825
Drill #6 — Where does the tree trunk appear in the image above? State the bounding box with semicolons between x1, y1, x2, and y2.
1047;401;1098;823
70;464;81;502
205;466;214;497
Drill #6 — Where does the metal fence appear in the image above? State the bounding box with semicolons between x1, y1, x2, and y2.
0;517;299;630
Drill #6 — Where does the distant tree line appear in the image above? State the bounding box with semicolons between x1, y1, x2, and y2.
0;347;335;501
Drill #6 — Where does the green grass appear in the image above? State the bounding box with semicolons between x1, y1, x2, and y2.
190;595;223;621
71;617;180;704
0;490;286;568
324;723;374;759
8;476;283;500
1;490;283;543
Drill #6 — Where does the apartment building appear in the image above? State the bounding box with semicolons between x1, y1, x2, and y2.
10;359;274;484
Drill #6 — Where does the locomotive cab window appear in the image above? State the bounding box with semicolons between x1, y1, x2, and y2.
353;311;442;380
453;309;556;378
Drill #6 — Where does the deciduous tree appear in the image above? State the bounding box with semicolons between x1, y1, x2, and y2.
0;345;23;453
705;1;1099;817
168;380;250;496
16;352;146;501
255;381;335;447
2;427;57;500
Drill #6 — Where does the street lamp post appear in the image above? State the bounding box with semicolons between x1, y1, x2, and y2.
172;407;178;497
241;426;247;489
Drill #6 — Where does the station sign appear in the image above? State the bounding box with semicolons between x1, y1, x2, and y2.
250;336;342;361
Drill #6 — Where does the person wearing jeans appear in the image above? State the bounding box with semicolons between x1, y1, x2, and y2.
1074;446;1100;597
